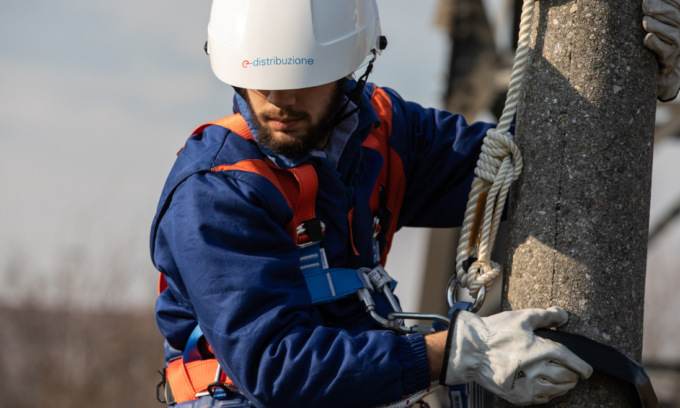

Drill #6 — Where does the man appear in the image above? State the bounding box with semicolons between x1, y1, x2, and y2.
151;1;680;407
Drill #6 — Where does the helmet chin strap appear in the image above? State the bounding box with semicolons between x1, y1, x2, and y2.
330;51;378;128
349;51;377;103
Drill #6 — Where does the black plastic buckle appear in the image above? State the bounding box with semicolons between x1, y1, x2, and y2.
300;219;325;243
207;382;242;400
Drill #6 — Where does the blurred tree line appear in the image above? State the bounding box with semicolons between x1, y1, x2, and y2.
0;305;162;407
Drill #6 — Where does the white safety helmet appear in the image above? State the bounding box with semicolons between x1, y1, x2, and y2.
206;0;386;90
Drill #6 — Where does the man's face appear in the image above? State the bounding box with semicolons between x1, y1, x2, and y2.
243;81;344;158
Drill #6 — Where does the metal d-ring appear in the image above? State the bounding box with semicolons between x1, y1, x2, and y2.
446;275;486;313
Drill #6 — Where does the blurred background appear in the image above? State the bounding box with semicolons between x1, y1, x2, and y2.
1;0;678;406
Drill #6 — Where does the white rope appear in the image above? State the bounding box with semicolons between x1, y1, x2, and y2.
375;2;536;407
455;0;534;299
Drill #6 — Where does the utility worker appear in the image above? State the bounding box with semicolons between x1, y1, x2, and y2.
151;1;680;407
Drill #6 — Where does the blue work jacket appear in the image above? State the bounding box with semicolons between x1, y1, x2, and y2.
151;81;495;407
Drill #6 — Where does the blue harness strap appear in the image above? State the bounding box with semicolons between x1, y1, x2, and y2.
303;267;372;304
298;240;397;304
183;325;207;364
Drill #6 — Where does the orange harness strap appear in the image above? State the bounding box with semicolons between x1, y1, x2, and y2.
166;358;238;403
211;159;318;242
191;115;254;142
162;114;319;404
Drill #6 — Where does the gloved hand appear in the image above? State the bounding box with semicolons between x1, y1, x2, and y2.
440;306;593;406
643;0;680;101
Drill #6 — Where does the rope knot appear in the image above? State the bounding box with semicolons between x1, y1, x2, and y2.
455;129;523;299
474;128;523;184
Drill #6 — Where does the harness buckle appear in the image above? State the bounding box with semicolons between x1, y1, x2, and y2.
156;367;177;405
206;382;242;400
365;264;393;290
297;219;325;245
156;369;167;404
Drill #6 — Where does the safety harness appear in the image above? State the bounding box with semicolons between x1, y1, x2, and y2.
158;86;415;405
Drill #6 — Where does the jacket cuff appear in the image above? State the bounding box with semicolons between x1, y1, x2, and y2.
440;308;465;385
397;333;431;394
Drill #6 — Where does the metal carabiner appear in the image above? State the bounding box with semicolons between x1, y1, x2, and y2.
358;265;456;334
446;276;486;313
387;312;451;335
358;265;405;328
356;287;402;330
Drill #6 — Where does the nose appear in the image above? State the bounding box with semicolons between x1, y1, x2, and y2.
266;90;296;107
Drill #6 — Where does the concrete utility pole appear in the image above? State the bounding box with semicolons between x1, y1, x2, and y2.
499;0;657;406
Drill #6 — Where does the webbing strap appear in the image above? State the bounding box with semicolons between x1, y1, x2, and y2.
166;358;225;403
298;243;366;304
192;115;254;140
298;243;398;304
167;324;238;404
305;267;372;304
211;159;294;207
535;329;659;408
289;165;318;230
183;324;206;363
211;159;300;239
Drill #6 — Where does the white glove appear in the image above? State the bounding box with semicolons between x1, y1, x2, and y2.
441;306;593;406
643;0;680;101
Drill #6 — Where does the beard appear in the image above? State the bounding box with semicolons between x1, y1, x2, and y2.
242;81;346;160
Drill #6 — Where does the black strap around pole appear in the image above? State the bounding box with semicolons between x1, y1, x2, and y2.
535;329;659;408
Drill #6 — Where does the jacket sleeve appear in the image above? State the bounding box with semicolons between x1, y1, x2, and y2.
153;169;431;408
379;87;497;229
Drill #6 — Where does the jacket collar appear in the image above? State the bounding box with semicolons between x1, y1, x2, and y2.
231;80;382;170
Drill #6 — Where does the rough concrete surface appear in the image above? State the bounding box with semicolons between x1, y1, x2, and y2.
498;0;657;406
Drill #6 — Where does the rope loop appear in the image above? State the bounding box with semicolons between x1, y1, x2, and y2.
455;127;523;299
453;0;534;306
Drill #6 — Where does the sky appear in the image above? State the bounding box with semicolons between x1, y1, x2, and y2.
1;1;679;366
0;0;450;310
